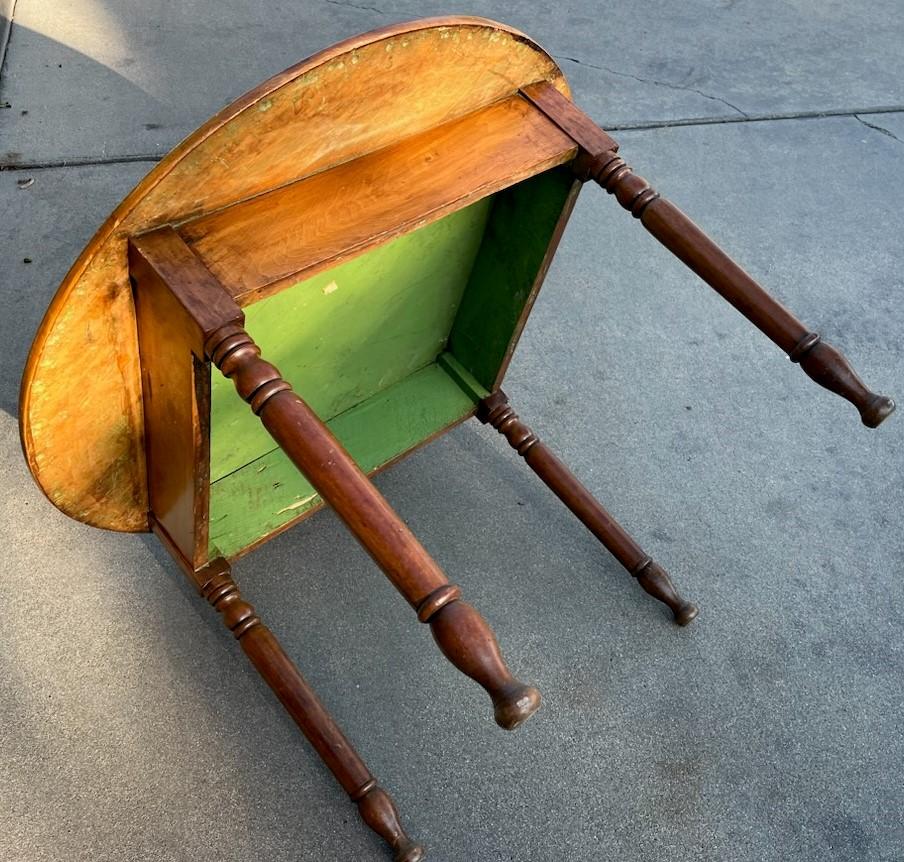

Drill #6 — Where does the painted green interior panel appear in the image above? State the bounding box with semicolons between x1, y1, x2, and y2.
209;360;484;557
448;167;575;389
208;166;575;560
210;197;493;483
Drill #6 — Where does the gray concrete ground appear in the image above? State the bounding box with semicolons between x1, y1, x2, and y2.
1;2;902;861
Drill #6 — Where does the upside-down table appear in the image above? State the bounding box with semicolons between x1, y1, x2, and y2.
19;16;894;861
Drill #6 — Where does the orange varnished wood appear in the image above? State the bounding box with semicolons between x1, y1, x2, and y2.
20;17;569;532
180;95;576;303
129;228;244;568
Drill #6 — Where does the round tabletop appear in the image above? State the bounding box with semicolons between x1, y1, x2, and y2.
19;16;568;532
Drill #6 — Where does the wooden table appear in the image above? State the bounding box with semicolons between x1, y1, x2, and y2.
19;17;894;860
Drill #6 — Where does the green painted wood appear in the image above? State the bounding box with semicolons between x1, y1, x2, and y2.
447;167;575;389
208;166;575;558
209;361;476;558
437;351;490;402
209;196;493;483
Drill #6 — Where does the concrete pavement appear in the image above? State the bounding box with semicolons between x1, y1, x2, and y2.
2;3;902;860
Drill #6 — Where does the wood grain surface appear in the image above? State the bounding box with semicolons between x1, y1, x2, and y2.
181;95;575;303
19;17;570;532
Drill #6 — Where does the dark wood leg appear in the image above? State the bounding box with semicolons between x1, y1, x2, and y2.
589;156;895;427
478;391;698;626
204;324;540;730
192;558;423;861
521;81;895;429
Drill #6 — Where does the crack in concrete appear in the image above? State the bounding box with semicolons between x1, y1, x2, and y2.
556;54;749;118
0;153;162;170
854;114;903;145
324;0;383;13
4;108;904;171
608;105;904;131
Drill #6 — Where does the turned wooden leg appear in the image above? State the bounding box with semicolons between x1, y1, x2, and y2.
204;324;540;730
521;81;895;429
588;156;895;427
478;391;698;626
194;559;423;862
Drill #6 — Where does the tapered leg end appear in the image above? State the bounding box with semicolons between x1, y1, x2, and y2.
424;595;542;730
792;336;896;429
493;683;542;730
356;785;425;862
861;395;895;428
672;600;700;627
634;559;699;627
393;840;426;862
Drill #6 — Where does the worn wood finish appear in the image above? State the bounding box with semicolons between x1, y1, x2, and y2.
128;228;243;568
20;17;570;532
205;321;541;729
522;80;895;428
131;289;209;570
181;96;575;304
478;391;698;626
195;559;424;862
